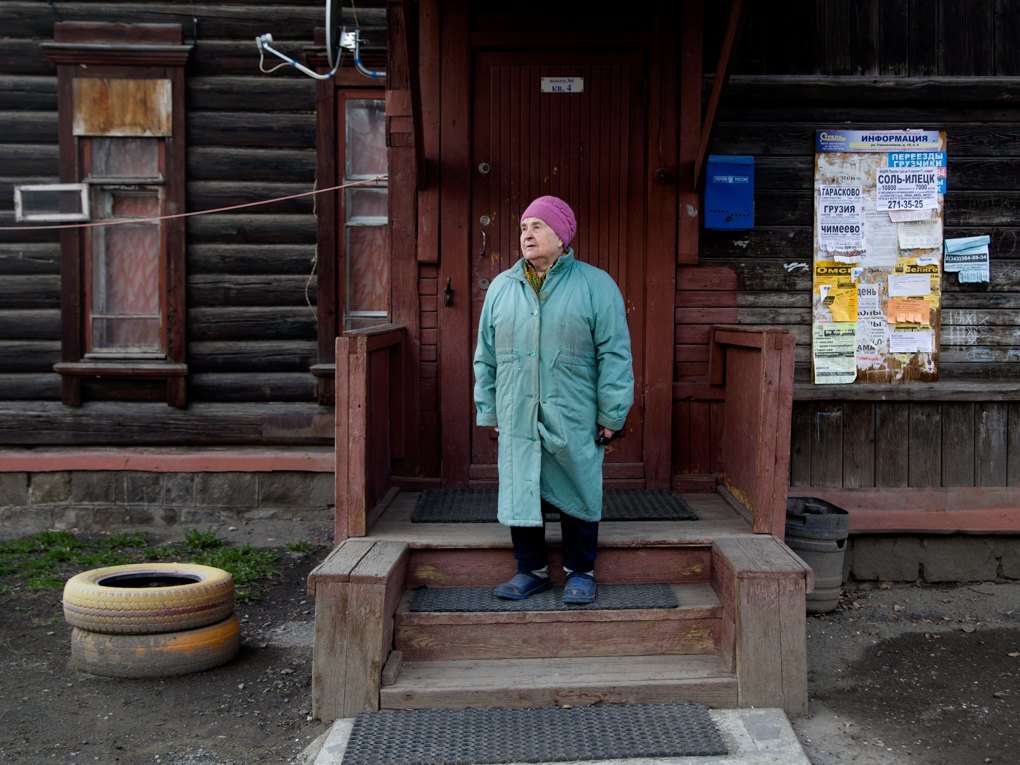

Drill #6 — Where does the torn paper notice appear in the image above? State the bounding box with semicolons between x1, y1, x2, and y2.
889;208;939;223
856;318;889;369
888;272;931;297
898;218;943;250
817;186;865;253
857;283;884;320
813;323;857;384
862;207;899;268
890;328;935;354
887;297;932;325
944;235;991;284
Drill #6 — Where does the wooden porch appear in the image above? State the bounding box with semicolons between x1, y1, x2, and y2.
308;324;810;721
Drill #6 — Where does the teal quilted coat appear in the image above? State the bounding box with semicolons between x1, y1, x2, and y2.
473;251;634;526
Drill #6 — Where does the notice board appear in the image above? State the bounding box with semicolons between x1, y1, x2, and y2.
812;129;947;384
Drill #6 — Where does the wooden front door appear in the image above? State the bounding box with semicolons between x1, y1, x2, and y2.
468;51;648;484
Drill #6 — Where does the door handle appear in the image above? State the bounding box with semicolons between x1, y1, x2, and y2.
479;228;487;258
444;277;454;306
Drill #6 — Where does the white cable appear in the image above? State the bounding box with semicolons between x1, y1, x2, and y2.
255;34;342;80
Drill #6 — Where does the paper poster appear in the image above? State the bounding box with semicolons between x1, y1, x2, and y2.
876;167;940;211
815;262;858;322
813;323;857;384
887;297;931;325
888;273;931;297
945;235;991;284
862;207;899;268
857;283;883;319
817;186;865;253
856;318;889;369
898;219;943;250
814;129;945;383
890;327;935;354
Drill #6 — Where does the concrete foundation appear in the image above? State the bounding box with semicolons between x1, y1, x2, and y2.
846;534;1020;583
0;470;334;540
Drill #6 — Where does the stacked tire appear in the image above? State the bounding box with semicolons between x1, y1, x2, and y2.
62;563;240;678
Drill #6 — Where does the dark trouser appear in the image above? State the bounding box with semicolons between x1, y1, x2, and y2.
511;500;599;574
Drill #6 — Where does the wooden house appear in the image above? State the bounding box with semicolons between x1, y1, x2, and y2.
2;0;1020;720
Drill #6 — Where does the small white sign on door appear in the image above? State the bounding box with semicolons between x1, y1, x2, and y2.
540;77;584;94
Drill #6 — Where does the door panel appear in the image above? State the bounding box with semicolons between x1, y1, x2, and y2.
469;51;647;478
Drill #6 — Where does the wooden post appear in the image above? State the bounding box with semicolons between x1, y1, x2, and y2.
712;537;809;717
309;540;409;720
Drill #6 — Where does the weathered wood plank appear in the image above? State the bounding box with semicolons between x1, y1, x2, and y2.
381;654;737;710
0;373;60;400
908;402;942;487
308;539;377;594
188;307;315;341
188;76;317;113
188;373;315;403
809;403;843;487
187;182;315;216
187;341;316;372
187;113;315;149
842;401;875;488
0;402;333;446
875;403;909;487
187;244;315;276
975;402;1008;486
186;214;317;245
0;309;60;340
0;245;59;275
0;340;59;372
1009;404;1020;487
395;616;720;662
186;148;315;182
942;402;975;487
186;275;317;306
311;580;351;721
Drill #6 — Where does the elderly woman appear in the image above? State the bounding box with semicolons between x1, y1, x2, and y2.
473;195;634;604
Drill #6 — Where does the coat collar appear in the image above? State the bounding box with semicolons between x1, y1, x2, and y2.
510;249;575;281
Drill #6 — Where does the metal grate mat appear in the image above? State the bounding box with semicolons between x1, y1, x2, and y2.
341;703;728;765
412;488;697;523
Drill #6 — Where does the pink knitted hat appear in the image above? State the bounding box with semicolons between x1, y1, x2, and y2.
521;195;576;246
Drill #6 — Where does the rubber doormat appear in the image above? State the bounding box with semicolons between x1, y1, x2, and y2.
411;488;697;522
341;703;728;765
410;583;679;612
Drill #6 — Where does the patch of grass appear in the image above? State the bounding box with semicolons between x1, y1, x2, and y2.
191;545;279;603
285;540;314;553
0;528;280;603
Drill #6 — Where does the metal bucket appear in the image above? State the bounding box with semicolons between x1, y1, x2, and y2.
786;497;849;614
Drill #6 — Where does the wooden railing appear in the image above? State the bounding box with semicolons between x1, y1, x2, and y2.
708;326;796;538
333;324;405;543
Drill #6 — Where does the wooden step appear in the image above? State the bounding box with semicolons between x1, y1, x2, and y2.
405;545;713;588
394;582;721;661
380;653;738;710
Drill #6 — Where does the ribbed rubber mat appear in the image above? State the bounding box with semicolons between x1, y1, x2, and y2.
341;703;727;765
410;583;679;612
411;488;697;522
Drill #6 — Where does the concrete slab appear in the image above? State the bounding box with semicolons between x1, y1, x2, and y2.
310;708;810;765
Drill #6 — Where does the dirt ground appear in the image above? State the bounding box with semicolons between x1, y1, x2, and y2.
1;520;1018;765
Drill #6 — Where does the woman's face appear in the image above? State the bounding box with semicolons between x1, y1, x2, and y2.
519;217;564;270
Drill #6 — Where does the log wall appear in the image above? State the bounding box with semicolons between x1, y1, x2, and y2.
0;1;382;445
680;1;1020;492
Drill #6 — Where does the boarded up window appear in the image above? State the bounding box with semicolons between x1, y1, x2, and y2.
73;78;172;137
